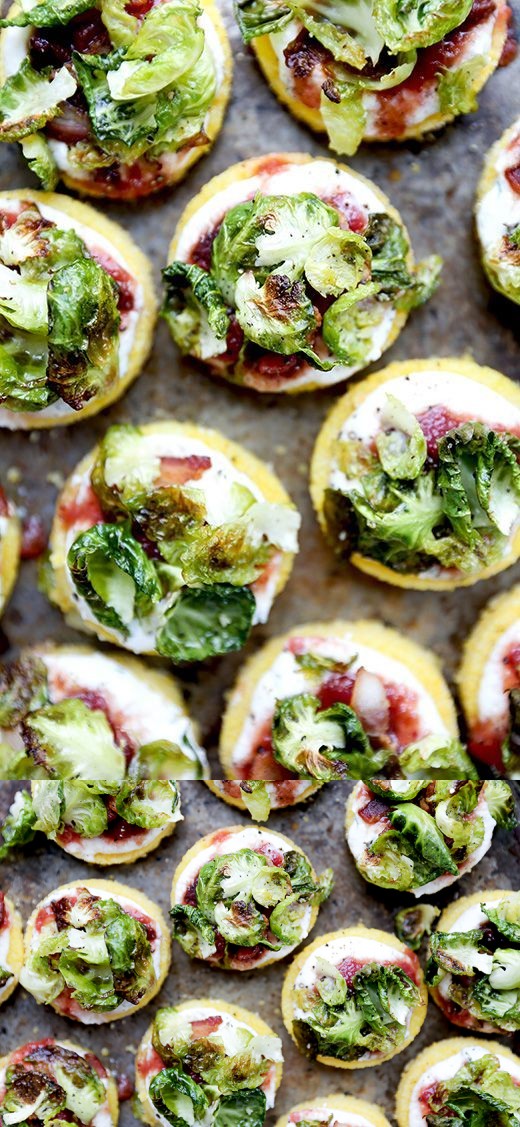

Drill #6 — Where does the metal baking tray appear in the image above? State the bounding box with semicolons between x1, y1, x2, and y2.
1;780;519;1125
0;4;519;761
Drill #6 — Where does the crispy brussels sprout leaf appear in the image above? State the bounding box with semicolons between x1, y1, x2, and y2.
368;780;426;800
235;271;317;356
434;783;484;854
304;228;370;298
399;734;479;780
21;697;126;780
67;522;162;635
428;929;494;979
133;740;204;781
0;328;51;413
21;134;59;190
106;0;204;101
0;789;37;859
321;284;385;365
0;60;76;141
170;904;217;959
47;258;120;410
320;85;367;156
272;692;388;780
486;893;520;944
236;781;272;822
156;584;256;663
149;1066;209;1127
214;1088;267;1127
0;655;49;728
100;0;139;46
395;904;440;951
375;395;427;480
115;780;181;828
163;261;230;360
438;54;486;116
485;780;516;830
389;802;458;878
234;0;292;42
374;0;472;52
0;0;94;25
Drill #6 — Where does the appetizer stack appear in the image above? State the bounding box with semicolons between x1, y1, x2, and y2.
0;0;519;1121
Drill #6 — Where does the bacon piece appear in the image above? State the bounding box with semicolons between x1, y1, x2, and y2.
358;798;389;824
156;455;211;486
190;1015;223;1039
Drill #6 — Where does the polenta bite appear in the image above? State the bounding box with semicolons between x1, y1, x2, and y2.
135;999;283;1126
0;483;20;615
0;780;182;865
275;1094;391;1127
20;879;170;1023
206;780;322;820
281;926;427;1068
476;116;520;305
458;585;520;776
427;889;520;1035
236;0;509;155
170;824;332;969
220;619;464;782
0;192;155;428
346;780;516;896
395;1037;520;1126
0;1039;119;1127
0;644;206;779
0;0;231;200
0;892;23;1007
311;358;520;590
48;423;299;661
163;153;440;393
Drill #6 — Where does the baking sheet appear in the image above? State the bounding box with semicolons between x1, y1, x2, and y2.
0;4;519;762
1;780;519;1126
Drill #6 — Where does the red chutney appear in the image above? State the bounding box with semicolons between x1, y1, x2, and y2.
90;250;136;322
322;192;368;234
137;1046;164;1080
0;488;9;518
338;952;420;989
58;485;104;530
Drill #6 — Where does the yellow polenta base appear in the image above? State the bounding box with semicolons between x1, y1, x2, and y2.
0;1039;119;1125
275;1094;392;1127
0;897;24;1008
49;421;297;651
429;889;512;1035
0;0;231;200
23;879;170;1023
167;152;411;393
251;0;507;145
476;116;520;305
205;780;322;811
281;926;427;1069
0;190;156;428
311;356;520;590
0;509;21;616
457;584;520;732
170;824;321;969
395;1036;520;1127
135;998;283;1127
220;618;458;782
